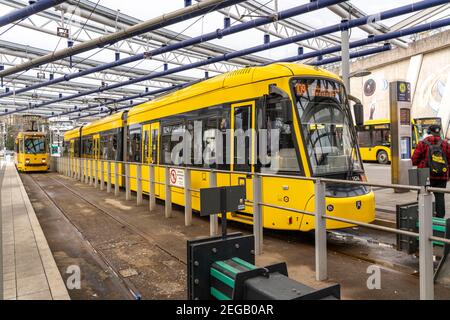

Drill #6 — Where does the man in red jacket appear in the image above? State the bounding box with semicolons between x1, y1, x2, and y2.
412;124;450;218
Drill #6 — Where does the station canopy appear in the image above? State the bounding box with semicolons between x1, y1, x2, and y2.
0;0;449;126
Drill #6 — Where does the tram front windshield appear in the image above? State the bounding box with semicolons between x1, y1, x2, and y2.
292;78;362;176
24;137;46;154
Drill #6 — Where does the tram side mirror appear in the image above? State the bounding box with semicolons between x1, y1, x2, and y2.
353;102;364;126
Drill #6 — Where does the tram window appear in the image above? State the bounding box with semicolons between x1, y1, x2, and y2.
73;140;80;157
82;137;93;157
217;112;230;170
159;106;230;168
186;114;220;168
128;128;142;163
151;129;158;164
100;131;118;160
161;122;185;165
259;99;299;173
234;106;251;172
143;130;149;163
24;137;46;154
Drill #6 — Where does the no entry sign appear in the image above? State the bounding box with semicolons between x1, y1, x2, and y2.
169;168;184;187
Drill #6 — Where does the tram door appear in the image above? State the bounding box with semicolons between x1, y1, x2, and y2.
231;101;255;215
142;122;160;196
69;140;75;158
93;134;100;159
92;134;100;179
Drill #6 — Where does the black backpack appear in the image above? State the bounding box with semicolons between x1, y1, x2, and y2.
424;139;448;176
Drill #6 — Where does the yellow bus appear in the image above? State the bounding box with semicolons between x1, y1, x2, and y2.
14;131;50;172
64;62;375;232
357;117;442;164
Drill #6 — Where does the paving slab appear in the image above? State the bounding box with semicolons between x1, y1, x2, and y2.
365;163;450;221
0;161;70;300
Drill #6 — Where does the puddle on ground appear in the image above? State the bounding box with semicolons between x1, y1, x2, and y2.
104;198;133;211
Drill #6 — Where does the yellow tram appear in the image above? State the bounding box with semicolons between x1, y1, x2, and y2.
64;62;375;231
357;117;442;164
14;131;50;172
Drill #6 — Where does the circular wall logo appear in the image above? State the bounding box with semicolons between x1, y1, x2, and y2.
364;79;376;96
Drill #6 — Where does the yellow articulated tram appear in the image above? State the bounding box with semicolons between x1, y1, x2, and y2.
15;131;50;172
64;62;375;231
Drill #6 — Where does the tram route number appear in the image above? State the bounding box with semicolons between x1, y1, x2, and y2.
169;168;184;188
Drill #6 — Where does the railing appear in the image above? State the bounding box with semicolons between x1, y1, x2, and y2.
52;156;450;300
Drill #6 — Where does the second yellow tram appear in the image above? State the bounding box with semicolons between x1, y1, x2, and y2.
357;117;442;164
14;131;50;172
64;63;375;232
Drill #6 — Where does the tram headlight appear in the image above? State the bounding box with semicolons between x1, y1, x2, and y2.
41;159;46;163
25;159;30;164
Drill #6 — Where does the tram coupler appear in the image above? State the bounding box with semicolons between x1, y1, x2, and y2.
187;185;341;300
396;202;450;285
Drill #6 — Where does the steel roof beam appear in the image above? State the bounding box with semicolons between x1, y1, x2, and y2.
223;0;341;51
70;44;393;121
69;0;269;66
0;0;247;78
21;0;448;119
0;0;347;100
0;0;257;75
0;0;67;28
390;3;450;31
310;44;392;66
0;40;194;86
279;19;450;64
328;3;408;49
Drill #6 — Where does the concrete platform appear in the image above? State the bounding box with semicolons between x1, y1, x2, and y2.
0;160;70;300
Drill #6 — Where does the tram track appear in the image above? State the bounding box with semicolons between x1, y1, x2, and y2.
26;173;186;299
41;172;421;279
28;173;141;300
26;171;450;299
43;174;186;266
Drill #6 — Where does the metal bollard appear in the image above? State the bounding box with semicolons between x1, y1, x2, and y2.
253;174;263;255
90;159;94;186
164;167;172;218
100;160;104;191
79;158;82;181
149;165;156;211
83;159;88;184
184;168;192;226
419;187;434;300
94;159;99;188
114;162;119;196
136;164;143;205
70;157;74;178
125;163;131;200
209;171;219;236
314;179;328;281
106;161;111;193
